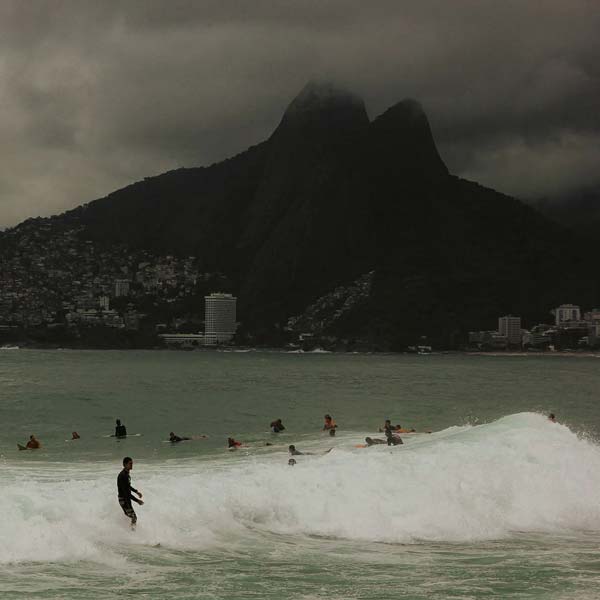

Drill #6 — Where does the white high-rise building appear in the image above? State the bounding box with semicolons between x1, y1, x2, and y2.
204;293;237;345
115;279;130;297
498;315;522;346
553;304;581;326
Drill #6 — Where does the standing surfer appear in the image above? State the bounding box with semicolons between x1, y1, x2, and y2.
117;456;143;529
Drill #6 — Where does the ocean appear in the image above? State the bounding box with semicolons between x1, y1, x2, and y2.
1;349;600;599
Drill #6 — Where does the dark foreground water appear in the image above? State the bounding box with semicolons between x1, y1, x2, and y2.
1;349;600;599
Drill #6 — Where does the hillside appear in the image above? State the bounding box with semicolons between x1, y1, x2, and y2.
1;81;598;349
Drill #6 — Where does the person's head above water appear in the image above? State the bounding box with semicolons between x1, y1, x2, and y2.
288;458;296;466
123;456;133;470
116;419;121;425
289;445;296;452
548;413;556;422
385;419;391;426
329;428;336;437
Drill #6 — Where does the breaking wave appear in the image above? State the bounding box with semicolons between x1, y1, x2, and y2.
3;412;600;563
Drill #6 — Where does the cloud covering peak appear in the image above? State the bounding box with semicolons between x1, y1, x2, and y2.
0;0;599;227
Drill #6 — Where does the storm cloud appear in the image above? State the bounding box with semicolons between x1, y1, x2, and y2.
0;0;599;227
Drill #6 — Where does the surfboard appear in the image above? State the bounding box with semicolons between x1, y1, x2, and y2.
102;433;143;438
17;443;28;451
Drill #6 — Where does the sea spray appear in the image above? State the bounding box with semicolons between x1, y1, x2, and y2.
2;412;600;565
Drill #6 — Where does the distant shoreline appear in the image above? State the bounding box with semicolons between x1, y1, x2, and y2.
2;344;600;358
465;351;600;358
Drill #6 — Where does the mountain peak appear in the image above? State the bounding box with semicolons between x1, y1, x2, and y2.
285;81;363;113
369;97;448;177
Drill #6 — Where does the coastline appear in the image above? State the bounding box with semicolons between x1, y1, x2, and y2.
3;344;600;358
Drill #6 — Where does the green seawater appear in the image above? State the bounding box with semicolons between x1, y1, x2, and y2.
1;349;600;599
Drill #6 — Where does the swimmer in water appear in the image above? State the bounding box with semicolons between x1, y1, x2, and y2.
71;431;80;440
270;419;285;433
548;413;557;422
288;458;297;466
228;437;242;448
323;414;337;431
26;434;41;449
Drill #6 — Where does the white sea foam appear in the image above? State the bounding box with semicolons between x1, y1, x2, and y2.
2;412;600;564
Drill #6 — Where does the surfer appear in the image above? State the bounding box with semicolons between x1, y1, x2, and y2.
26;434;41;449
289;444;332;456
270;419;285;433
323;414;337;431
115;419;127;438
365;437;386;446
385;429;403;446
71;431;80;440
288;458;297;466
548;413;557;422
117;456;143;529
228;437;242;448
169;432;191;443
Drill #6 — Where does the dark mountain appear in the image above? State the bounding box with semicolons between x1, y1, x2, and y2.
530;186;600;239
15;81;600;347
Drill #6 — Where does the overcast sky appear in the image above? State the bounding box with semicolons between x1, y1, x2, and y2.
1;0;599;228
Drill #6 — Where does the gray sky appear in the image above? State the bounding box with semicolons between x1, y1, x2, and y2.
1;0;599;228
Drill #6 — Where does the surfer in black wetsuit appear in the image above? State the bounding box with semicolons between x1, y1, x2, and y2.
117;456;143;528
115;419;127;438
169;432;191;443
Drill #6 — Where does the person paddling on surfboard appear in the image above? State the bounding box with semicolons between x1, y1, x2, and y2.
365;436;386;446
289;444;332;456
71;431;80;440
228;437;242;448
169;432;191;443
115;419;127;438
117;456;143;529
